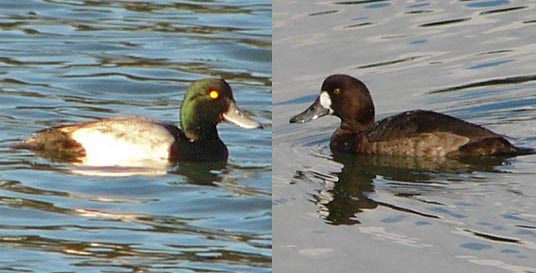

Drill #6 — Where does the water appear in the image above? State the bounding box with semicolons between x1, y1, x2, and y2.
0;1;271;272
274;1;536;272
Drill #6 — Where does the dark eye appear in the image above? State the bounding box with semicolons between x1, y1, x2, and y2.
333;88;341;95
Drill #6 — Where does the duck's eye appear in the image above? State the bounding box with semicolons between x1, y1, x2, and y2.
209;90;219;99
333;88;341;95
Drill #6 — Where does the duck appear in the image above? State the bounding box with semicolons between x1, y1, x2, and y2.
14;78;262;165
290;74;532;159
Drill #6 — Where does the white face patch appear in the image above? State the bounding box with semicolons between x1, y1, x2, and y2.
319;91;334;113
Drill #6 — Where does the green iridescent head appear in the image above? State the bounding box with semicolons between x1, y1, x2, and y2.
180;78;262;141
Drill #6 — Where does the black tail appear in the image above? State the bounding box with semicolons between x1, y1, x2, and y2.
513;146;536;156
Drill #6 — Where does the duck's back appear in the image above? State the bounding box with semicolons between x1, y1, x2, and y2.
355;110;525;158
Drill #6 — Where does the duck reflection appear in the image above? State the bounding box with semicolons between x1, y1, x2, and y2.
67;162;228;185
305;153;511;225
19;156;227;184
169;161;227;186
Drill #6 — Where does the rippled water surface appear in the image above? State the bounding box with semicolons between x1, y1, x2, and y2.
0;0;271;272
274;1;536;272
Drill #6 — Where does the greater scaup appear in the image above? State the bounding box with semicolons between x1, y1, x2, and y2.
290;74;532;158
14;78;262;165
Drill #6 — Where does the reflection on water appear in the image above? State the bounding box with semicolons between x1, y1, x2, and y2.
170;161;228;186
0;0;271;272
300;152;513;225
274;0;536;272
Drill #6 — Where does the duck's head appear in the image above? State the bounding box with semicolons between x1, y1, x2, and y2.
181;78;262;141
290;74;375;131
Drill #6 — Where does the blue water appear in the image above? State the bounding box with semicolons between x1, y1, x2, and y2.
273;0;536;272
0;1;271;272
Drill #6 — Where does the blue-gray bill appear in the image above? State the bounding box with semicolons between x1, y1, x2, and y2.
289;97;330;123
223;101;263;129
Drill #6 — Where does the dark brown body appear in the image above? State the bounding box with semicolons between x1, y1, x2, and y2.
290;74;532;159
330;110;526;159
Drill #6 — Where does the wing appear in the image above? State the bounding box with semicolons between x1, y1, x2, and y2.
367;110;502;144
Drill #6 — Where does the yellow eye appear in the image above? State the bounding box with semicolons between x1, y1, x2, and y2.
209;90;219;99
333;88;341;95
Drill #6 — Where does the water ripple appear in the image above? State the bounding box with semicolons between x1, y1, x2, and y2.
0;0;271;272
429;74;536;94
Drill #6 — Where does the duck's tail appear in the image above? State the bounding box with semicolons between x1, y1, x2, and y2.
11;138;42;150
453;137;534;158
513;146;536;156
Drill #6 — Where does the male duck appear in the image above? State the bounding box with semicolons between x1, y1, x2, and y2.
15;78;262;165
290;74;532;159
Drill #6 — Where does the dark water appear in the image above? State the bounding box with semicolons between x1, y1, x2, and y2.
274;0;536;272
0;1;271;272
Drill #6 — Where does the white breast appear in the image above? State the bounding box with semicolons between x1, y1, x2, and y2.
68;117;175;167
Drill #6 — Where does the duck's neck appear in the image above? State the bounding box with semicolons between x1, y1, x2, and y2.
181;119;219;142
340;118;374;134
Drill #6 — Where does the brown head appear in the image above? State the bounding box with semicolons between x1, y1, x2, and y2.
290;74;375;132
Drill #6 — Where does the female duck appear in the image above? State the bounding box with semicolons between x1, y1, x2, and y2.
15;78;262;165
290;74;531;159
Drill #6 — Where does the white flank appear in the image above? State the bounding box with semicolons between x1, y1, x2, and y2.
319;91;333;113
69;118;175;167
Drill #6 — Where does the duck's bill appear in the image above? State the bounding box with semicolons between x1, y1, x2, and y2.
289;97;330;123
223;101;263;129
